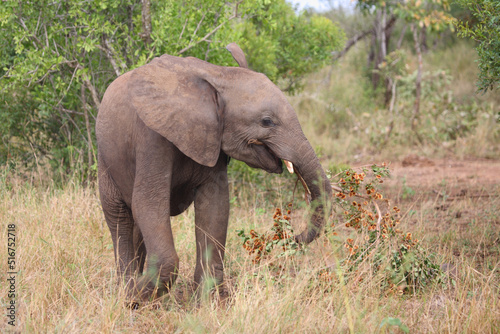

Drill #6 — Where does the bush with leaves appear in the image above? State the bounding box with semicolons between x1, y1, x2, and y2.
0;0;344;179
329;165;446;294
238;164;448;295
237;205;302;264
455;0;500;92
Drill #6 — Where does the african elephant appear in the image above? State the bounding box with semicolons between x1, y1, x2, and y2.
96;43;332;300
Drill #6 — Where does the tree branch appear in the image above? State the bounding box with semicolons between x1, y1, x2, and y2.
177;1;243;55
98;37;127;77
70;62;101;110
333;15;397;62
178;18;189;43
333;29;372;61
140;0;152;45
82;74;101;110
18;17;43;50
190;13;206;44
81;84;95;174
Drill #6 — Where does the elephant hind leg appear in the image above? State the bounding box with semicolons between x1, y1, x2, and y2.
98;168;139;283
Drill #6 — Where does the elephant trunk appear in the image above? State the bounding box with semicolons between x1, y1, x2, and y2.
290;141;332;244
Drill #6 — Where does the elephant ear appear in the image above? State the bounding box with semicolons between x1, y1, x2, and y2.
129;55;223;167
226;43;248;68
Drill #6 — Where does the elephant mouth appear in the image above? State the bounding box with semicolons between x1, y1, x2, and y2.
248;139;283;174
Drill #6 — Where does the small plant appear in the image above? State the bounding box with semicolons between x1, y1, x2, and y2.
401;177;415;200
330;164;446;294
236;204;302;264
238;163;447;295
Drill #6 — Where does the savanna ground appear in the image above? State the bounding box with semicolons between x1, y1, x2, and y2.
1;42;499;332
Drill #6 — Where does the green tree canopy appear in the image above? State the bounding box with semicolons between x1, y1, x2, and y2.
455;0;500;92
0;0;344;177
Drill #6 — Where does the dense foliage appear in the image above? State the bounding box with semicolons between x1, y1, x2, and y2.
455;0;500;92
0;0;344;177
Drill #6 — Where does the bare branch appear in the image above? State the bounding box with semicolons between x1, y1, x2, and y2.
54;64;78;107
140;0;152;45
81;85;96;173
18;17;43;50
333;15;397;62
58;107;84;116
177;1;243;55
56;107;87;146
190;13;206;44
178;18;189;43
332;29;372;61
396;24;407;49
69;62;101;110
82;74;101;110
98;37;126;77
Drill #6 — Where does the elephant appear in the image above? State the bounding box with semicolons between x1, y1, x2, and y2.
96;43;332;300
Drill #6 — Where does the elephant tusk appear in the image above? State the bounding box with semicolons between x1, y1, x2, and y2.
284;160;294;174
248;139;264;146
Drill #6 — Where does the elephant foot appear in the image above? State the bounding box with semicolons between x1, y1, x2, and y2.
123;279;231;309
124;299;163;310
121;273;175;306
193;279;229;304
125;301;140;310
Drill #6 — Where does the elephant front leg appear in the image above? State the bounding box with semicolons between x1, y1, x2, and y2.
131;166;179;300
194;169;230;293
131;202;179;299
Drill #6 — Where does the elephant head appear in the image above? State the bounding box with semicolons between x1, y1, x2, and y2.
129;44;332;243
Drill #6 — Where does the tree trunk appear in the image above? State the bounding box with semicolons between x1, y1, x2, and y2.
141;0;152;45
411;24;423;136
397;24;407;50
421;26;428;53
81;85;95;180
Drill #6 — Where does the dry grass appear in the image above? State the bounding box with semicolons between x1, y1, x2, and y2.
1;167;498;333
1;38;498;333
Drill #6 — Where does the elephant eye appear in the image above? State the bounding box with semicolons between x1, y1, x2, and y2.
261;117;276;128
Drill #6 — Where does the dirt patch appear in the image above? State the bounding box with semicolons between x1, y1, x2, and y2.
388;156;500;192
402;154;435;167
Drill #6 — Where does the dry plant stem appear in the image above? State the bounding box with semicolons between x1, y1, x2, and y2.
330;164;380;180
331;171;385;267
291;177;300;205
296;172;311;204
330;184;383;232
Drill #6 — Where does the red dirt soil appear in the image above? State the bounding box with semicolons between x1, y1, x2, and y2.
387;155;500;194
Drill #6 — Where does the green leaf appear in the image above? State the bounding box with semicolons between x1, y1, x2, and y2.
379;317;410;333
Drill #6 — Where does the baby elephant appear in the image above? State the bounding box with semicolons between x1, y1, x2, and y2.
96;43;331;300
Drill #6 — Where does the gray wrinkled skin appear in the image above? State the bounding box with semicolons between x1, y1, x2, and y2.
96;44;332;301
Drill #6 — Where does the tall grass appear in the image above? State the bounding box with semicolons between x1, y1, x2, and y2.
1;168;498;332
1;40;498;333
